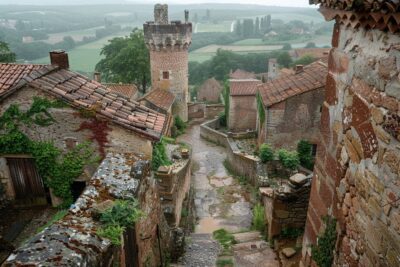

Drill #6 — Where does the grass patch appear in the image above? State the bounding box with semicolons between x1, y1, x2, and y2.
251;203;266;234
36;209;68;233
213;228;237;255
216;258;234;267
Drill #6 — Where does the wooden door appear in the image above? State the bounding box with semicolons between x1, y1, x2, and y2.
7;158;47;206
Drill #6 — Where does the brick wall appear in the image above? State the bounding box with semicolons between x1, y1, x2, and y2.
261;88;324;150
149;50;189;121
229;95;257;132
301;23;400;267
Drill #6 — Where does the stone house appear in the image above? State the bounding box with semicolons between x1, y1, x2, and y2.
257;60;327;150
0;51;171;207
197;77;222;103
228;79;261;132
140;88;175;116
291;48;330;60
302;1;400;267
229;69;256;80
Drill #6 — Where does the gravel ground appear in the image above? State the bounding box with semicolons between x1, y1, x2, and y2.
178;233;220;267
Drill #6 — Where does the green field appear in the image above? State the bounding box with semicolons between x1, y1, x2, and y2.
33;32;131;72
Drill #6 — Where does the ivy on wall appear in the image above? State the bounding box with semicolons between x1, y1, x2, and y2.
0;97;97;207
311;216;337;267
77;119;110;159
256;92;265;127
151;137;172;171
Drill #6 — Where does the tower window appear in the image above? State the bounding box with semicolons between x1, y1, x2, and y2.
162;71;169;80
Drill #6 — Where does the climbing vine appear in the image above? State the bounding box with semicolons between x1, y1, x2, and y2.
311;216;337;267
0;98;97;207
257;92;265;126
77;119;111;158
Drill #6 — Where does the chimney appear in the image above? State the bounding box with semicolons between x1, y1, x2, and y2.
50;50;69;69
94;72;101;83
295;65;304;74
154;4;168;25
185;10;189;23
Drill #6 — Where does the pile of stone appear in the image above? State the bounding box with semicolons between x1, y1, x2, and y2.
275;173;312;200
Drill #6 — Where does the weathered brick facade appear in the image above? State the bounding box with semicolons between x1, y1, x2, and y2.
144;4;192;122
301;3;400;266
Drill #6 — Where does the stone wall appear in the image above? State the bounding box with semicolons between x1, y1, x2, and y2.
301;24;400;266
205;103;224;119
200;119;265;186
4;154;173;267
261;173;312;239
229;95;257;132
261;88;324;150
188;102;205;119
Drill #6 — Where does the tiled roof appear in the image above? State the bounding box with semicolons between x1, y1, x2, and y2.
199;78;222;91
229;69;256;80
104;83;138;99
310;0;400;13
311;1;400;33
293;48;331;59
0;63;168;141
230;79;261;96
0;63;46;98
141;88;175;111
259;60;328;107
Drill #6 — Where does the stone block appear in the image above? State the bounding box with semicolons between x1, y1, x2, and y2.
282;247;297;258
275;209;290;219
366;222;383;254
289;173;308;186
371;107;385;124
383;149;400;175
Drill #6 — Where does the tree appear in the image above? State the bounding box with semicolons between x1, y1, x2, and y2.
242;19;254;38
277;52;292;68
305;42;317;48
255;17;260;36
96;29;150;93
235;20;242;37
293;55;315;66
0;41;16;63
282;43;292;50
266;15;271;30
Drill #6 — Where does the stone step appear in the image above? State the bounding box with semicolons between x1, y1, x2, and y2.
232;240;269;252
233;231;262;244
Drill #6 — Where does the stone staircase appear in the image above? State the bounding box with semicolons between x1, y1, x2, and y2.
177;233;220;267
232;231;280;267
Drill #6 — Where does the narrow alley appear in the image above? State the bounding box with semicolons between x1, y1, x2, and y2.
177;121;279;267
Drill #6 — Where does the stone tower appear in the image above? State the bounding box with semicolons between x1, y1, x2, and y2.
143;4;192;121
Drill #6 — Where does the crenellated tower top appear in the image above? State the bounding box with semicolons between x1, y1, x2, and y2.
144;4;192;51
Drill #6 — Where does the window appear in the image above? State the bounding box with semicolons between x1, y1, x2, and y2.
312;144;318;156
162;71;169;80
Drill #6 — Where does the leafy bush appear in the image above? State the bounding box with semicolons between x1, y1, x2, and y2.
311;216;337;267
97;199;144;245
277;149;300;170
172;115;187;138
280;227;303;239
252;203;266;234
297;140;314;170
151;138;172;171
216;259;233;267
213;229;237;254
259;144;274;163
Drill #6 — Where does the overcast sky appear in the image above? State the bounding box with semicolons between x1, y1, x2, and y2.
145;0;311;7
2;0;312;8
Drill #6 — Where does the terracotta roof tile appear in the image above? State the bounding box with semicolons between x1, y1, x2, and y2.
141;88;175;111
229;69;256;79
104;83;138;99
0;63;47;98
259;59;328;107
311;1;400;33
19;67;167;140
230;79;262;96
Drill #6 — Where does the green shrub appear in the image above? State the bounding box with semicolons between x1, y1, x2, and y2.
277;149;300;170
216;258;233;267
311;216;337;267
280;227;303;239
297;140;314;170
213;228;237;253
252;203;266;234
151;138;172;171
97;199;144;245
259;144;274;163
